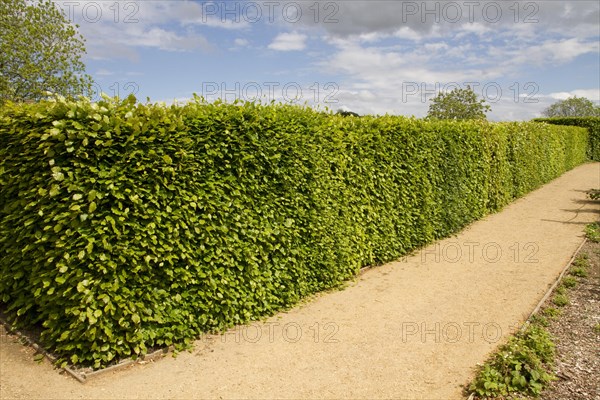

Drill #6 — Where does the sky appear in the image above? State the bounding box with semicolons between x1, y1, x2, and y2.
52;0;600;120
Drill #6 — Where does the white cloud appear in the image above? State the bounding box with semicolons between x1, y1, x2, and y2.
455;22;493;38
545;89;600;102
510;38;599;66
234;38;249;47
268;32;307;51
123;27;211;52
53;0;217;59
52;0;597;121
311;0;599;120
392;27;426;41
423;42;449;52
290;1;599;40
315;24;600;121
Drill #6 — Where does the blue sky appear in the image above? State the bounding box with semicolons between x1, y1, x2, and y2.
54;0;599;120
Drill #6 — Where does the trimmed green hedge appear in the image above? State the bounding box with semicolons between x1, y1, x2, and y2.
533;117;600;161
0;96;589;368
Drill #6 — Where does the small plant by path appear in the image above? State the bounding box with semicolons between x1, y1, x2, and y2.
583;223;599;243
468;324;556;397
584;189;599;242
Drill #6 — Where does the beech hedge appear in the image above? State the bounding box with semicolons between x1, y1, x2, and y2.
533;117;600;161
0;96;589;368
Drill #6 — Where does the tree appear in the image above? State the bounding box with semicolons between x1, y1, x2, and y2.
0;0;93;104
541;96;600;117
427;86;491;120
336;109;360;117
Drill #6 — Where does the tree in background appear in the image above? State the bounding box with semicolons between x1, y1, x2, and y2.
542;96;600;117
0;0;93;104
427;86;491;120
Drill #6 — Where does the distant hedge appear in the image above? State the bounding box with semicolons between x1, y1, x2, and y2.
533;117;600;161
0;96;589;368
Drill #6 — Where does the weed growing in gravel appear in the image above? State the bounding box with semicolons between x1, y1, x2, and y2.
587;190;599;244
570;267;588;278
530;314;549;327
561;276;577;288
594;324;600;334
585;223;600;242
468;324;555;397
573;253;589;266
542;307;561;319
553;293;569;307
569;254;589;278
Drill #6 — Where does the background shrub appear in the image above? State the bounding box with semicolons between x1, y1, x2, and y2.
533;117;600;161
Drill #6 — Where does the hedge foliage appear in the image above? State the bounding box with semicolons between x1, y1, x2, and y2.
0;96;589;368
533;117;600;161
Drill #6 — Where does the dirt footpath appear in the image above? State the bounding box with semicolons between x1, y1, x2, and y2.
1;163;599;400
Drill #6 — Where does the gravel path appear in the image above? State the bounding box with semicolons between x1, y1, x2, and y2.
1;162;599;400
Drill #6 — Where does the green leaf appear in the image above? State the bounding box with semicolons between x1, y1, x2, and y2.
49;185;61;197
132;314;141;324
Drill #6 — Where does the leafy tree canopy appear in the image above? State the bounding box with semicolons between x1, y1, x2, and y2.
542;96;600;117
427;86;491;120
0;0;93;104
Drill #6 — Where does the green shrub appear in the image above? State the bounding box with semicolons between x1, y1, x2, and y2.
469;324;555;397
0;96;589;368
533;117;600;161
